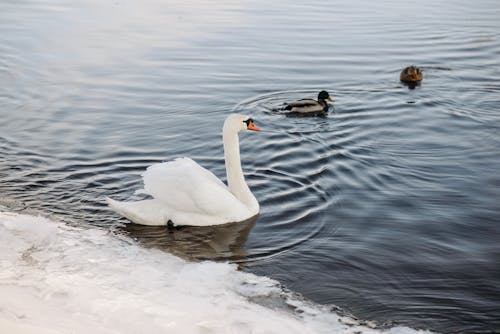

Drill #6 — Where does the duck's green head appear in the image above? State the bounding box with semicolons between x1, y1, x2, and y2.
318;90;334;102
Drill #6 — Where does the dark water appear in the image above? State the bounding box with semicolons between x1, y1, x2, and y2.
1;0;500;332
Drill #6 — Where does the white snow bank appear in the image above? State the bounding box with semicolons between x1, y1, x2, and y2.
0;211;433;334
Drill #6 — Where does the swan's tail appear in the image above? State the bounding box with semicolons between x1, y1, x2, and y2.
105;197;127;216
105;197;170;226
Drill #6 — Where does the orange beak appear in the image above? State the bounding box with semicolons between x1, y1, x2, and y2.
247;122;261;131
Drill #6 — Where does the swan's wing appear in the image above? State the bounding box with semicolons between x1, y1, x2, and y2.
284;99;318;110
151;157;226;189
142;158;248;219
106;197;170;226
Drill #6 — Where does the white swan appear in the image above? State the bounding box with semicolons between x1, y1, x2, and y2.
106;114;261;226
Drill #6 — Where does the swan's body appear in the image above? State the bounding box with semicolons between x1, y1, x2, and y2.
400;66;423;83
106;114;260;227
284;90;334;114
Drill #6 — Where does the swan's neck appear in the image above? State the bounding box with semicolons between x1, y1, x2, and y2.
223;128;259;213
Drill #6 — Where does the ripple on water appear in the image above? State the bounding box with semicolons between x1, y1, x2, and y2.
115;91;338;262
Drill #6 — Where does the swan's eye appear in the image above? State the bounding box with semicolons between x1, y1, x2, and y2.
243;118;254;126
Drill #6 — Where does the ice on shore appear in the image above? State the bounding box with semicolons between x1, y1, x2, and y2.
0;211;432;334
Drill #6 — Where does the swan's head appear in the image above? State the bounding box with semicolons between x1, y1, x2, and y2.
224;114;261;133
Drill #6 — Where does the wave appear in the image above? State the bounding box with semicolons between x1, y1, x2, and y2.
0;211;432;334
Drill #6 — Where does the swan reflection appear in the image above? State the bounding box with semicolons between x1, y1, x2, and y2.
121;215;258;262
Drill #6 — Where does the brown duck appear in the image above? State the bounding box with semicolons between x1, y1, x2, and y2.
400;66;423;83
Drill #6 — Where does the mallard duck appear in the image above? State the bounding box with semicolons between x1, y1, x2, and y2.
400;66;423;83
284;90;334;114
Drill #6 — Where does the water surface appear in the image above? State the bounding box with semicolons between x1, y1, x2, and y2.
1;0;500;333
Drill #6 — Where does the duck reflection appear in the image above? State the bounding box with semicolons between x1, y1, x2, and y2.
121;215;258;262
